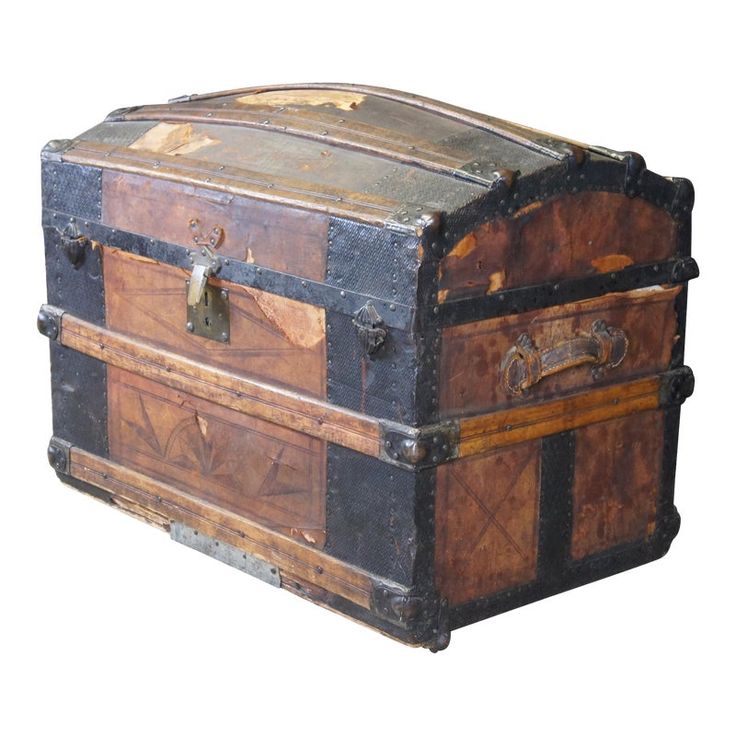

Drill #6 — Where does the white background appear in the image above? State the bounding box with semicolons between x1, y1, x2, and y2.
2;2;732;734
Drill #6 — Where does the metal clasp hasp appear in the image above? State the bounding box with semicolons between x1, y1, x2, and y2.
185;219;230;343
187;219;223;307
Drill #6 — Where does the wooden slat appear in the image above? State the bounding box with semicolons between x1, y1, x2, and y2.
457;376;662;457
53;309;669;465
69;448;378;608
57;311;382;458
182;83;569;161
61;141;403;227
115;104;494;186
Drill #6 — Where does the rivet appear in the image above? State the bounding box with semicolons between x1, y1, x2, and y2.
186;322;194;332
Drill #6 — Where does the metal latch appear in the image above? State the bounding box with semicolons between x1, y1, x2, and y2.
185;219;230;342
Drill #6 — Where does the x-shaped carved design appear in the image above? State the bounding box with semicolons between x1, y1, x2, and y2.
450;450;535;560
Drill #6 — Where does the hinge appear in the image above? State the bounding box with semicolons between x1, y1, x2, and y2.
379;420;459;469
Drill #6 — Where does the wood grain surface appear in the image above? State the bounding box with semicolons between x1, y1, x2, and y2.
102;171;330;281
438;192;678;302
103;246;326;398
440;286;680;417
435;442;541;605
68;447;378;608
571;410;664;559
108;368;326;546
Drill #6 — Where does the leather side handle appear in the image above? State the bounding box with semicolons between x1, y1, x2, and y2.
501;320;629;395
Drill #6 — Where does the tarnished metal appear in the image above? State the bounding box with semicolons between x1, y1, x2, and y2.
185;281;230;343
183;219;230;341
37;304;64;341
385;203;441;235
352;302;387;357
40;139;74;163
380;420;459;469
170;522;282;587
533;137;587;169
501;320;629;395
58;223;89;269
47;436;72;474
458;162;517;191
660;365;696;407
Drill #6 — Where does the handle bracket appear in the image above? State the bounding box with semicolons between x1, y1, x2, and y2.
501;320;628;395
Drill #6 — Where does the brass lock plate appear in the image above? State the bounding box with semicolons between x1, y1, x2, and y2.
185;281;230;342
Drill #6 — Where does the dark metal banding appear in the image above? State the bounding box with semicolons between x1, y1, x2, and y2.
434;257;699;328
41;210;416;331
537;432;575;582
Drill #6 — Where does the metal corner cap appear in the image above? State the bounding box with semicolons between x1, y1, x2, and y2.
37;304;65;341
41;139;73;162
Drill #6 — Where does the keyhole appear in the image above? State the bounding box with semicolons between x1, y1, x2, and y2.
204;316;211;327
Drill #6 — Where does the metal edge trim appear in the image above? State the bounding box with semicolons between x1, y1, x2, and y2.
42;210;415;331
433;257;700;328
41;310;693;468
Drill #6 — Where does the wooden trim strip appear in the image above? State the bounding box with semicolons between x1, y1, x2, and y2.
57;310;383;458
48;308;671;466
181;83;569;161
61;141;405;228
113;104;494;187
457;375;662;457
68;447;380;608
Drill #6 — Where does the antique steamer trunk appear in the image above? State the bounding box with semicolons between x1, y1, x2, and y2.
38;84;697;650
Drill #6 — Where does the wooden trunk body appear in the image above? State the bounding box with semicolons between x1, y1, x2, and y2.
38;84;697;649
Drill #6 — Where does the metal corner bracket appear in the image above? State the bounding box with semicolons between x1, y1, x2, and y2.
379;420;459;469
47;436;73;474
660;365;695;407
37;304;65;341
